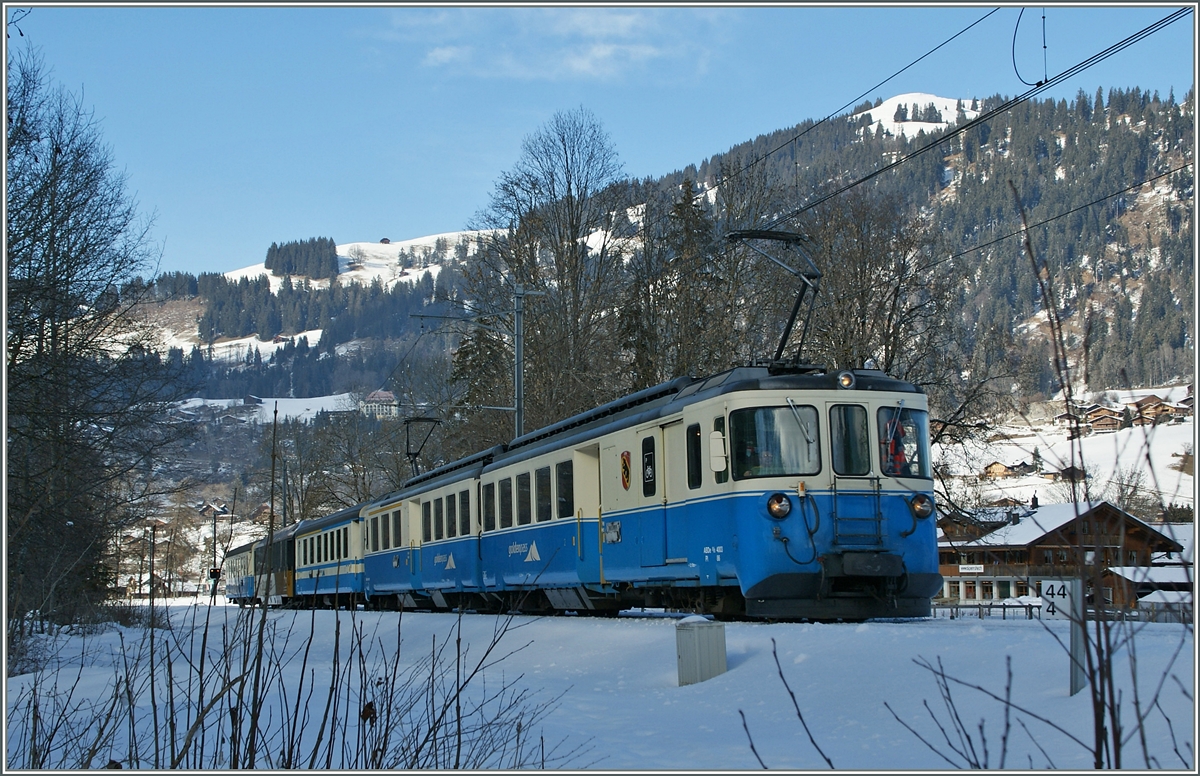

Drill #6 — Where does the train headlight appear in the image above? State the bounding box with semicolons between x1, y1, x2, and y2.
836;371;856;389
766;493;792;519
908;493;934;519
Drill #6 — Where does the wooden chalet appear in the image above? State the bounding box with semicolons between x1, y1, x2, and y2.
1043;464;1087;482
1084;404;1124;433
1053;411;1082;427
982;461;1019;479
1126;395;1173;426
937;501;1184;610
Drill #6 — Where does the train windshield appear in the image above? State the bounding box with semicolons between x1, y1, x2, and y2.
878;406;932;479
730;405;820;480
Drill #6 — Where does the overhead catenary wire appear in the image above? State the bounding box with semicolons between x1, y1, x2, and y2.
718;7;1002;186
391;7;1193;415
763;6;1192;231
502;163;1196;383
1012;7;1049;88
936;162;1194;268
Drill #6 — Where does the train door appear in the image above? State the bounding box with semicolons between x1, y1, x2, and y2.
662;418;690;563
826;401;883;546
406;499;422;571
573;444;600;517
638;427;666;566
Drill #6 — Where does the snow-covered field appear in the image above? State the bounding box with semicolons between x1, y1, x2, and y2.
6;601;1193;770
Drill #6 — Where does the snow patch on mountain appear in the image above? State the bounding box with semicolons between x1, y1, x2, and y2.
851;92;980;138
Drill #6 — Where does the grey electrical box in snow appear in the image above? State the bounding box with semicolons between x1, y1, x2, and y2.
676;616;727;686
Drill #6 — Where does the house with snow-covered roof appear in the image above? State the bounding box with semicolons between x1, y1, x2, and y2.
1150;521;1193;565
937;501;1183;609
1125;395;1174;426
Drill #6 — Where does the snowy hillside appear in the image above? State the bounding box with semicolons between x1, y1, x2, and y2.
850;92;980;138
154;231;491;362
224;230;489;293
937;416;1194;508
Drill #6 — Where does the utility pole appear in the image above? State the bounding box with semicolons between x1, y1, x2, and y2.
412;283;544;439
512;283;545;437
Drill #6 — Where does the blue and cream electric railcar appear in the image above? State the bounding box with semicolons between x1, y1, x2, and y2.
352;365;940;620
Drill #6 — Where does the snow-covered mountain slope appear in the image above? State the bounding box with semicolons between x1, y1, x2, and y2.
850;92;980;138
224;230;490;293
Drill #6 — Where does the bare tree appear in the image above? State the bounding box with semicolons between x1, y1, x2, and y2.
795;188;1014;447
6;47;195;643
459;106;629;437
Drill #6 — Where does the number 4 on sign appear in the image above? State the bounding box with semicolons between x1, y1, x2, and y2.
1042;579;1086;695
1042;582;1070;619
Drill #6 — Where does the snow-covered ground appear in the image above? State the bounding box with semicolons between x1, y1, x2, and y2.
159;328;327;364
6;601;1193;770
176;392;358;424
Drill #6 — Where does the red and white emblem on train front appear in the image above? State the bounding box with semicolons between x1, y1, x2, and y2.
620;451;631;490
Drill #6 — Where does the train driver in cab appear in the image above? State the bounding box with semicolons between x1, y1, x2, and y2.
882;415;909;477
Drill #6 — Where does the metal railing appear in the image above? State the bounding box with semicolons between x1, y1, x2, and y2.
932;603;1042;619
931;602;1192;624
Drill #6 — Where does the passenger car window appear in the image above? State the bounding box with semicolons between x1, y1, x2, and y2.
536;467;552;521
556;461;574;518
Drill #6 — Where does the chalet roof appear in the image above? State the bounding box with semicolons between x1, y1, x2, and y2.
1129;395;1164;407
1150;522;1194;563
1107;566;1193;585
1137;590;1192;605
952;501;1179;550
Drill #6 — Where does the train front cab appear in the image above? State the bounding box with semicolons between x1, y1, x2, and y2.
716;374;942;620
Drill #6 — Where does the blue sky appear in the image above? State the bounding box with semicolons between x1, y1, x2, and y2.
8;4;1195;277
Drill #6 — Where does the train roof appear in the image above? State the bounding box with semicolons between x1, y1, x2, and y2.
366;444;505;507
294;503;363;535
360;364;925;499
669;365;924;405
486;366;923;469
226;540;258;557
506;376;696;451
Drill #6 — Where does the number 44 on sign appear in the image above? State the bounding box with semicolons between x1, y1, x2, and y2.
1041;580;1073;619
